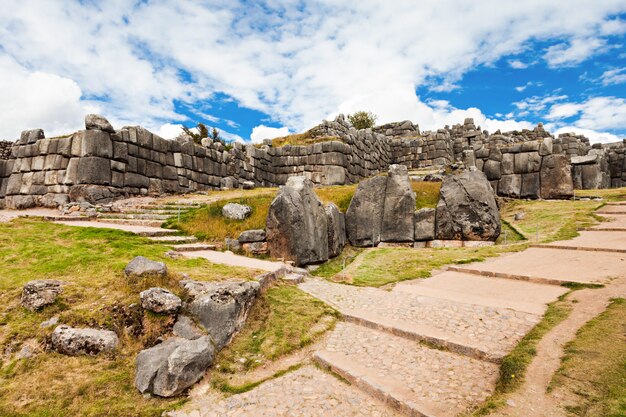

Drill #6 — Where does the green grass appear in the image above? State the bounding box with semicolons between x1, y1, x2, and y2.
575;186;626;202
214;285;338;374
269;131;342;147
0;218;258;417
469;295;573;416
550;298;626;417
311;246;364;279
411;180;441;210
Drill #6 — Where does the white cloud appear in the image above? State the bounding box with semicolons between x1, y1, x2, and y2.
508;59;529;69
0;0;625;142
156;123;184;139
600;67;626;85
250;125;290;143
551;126;622;144
544;38;606;68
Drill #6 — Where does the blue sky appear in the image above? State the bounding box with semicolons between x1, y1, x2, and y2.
0;1;625;144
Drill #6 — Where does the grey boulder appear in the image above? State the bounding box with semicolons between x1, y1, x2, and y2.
345;175;387;247
414;208;435;241
266;176;329;266
325;203;346;258
222;203;252;220
21;280;64;311
435;170;501;241
237;229;266;243
173;316;206;340
124;256;168;278
540;154;574;199
183;280;260;350
381;165;415;242
140;288;181;314
134;336;215;397
51;325;118;356
85;114;115;133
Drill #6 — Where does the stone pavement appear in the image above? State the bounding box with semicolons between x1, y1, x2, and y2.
537;230;626;252
183;250;287;272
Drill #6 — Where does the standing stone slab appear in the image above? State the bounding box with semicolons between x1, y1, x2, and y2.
381;164;415;242
435;170;501;241
266;176;329;266
540;154;574;199
325;203;346;258
414;208;435;241
345;176;387;247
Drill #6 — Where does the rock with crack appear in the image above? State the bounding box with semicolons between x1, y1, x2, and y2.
266;176;329;266
181;280;260;350
435;170;501;241
124;256;168;278
21;280;64;311
381;164;416;242
51;325;118;355
222;203;252;220
140;288;182;314
134;336;215;397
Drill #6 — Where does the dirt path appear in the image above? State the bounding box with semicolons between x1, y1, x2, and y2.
488;276;626;417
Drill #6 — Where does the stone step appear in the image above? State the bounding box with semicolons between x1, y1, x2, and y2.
45;215;93;222
148;235;197;244
532;230;626;253
606;201;626;206
446;247;624;286
98;213;172;220
315;322;499;417
95;218;165;228
596;206;626;214
172;243;217;252
299;279;540;363
182;250;287;272
136;229;178;237
52;220;177;237
393;271;567;315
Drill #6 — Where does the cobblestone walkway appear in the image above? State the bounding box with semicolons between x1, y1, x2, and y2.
299;279;540;361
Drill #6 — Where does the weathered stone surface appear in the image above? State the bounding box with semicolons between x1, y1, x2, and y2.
20;129;44;145
80;130;113;158
85;114;115;133
173;316;206;340
242;242;268;255
266;176;329;266
77;156;111;185
222;203;252;220
184;280;260;350
135;336;215;397
21;280;63;311
224;238;241;252
521;173;540;198
51;325;118;356
237;229;266;243
381;164;415;242
539;137;553;156
435;170;501;241
345;176;387;247
483;160;502;180
140;288;182;314
325;203;346;258
540;154;574;199
498;174;521;198
414;208;435;241
241;180;255;190
124;256;168;278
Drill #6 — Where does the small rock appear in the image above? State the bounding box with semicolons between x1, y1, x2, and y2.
514;212;526;221
242;242;268;255
124;256;168;278
85;114;115;133
237;229;266;243
241;181;256;190
140;288;182;314
21;280;64;311
222;203;252;220
51;325;118;356
224;238;241;252
165;250;184;259
16;345;35;360
40;316;59;328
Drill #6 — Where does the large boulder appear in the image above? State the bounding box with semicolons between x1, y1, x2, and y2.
51;325;118;355
140;288;182;314
266;176;329;266
325;203;346;258
135;336;215;397
21;280;63;311
85;114;115;133
414;208;435;241
540;154;574;199
222;203;252;220
124;256;168;278
183;280;260;350
345;176;387;247
381;165;415;242
435;170;501;241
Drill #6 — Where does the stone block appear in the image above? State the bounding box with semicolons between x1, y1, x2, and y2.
501;153;514;175
520;173;540;198
498;174;521;198
513;152;529;174
77;157;111;185
113;142;128;162
63;158;80;185
483;160;502;180
414;208;435;241
124;172;150;188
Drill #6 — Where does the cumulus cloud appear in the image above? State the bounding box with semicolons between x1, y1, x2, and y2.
508;59;530;69
250;125;291;143
551;126;622;144
599;67;626;85
1;0;625;141
155;123;184;139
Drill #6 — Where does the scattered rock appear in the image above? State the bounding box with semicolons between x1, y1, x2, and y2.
16;344;36;360
124;256;168;278
51;325;118;356
237;229;266;243
381;165;415;242
435;170;501;241
325;203;346;258
40;317;59;328
85;114;115;133
242;242;268;255
514;212;526;221
172;316;206;340
140;288;182;314
224;237;241;252
165;250;184;259
222;203;252;220
135;336;215;397
21;280;64;311
241;181;256;190
266;176;329;266
183;280;260;350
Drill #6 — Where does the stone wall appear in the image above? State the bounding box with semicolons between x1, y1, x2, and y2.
1;114;624;209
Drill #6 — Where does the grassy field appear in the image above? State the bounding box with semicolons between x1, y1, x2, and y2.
575;187;626;202
270;132;342;147
0;218;335;417
549;298;626;417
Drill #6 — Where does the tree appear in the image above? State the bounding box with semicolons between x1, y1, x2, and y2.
210;127;221;142
182;122;209;145
348;111;377;130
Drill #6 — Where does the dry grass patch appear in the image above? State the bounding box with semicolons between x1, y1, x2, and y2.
411;180;441;210
269;131;342;148
575;186;626;202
